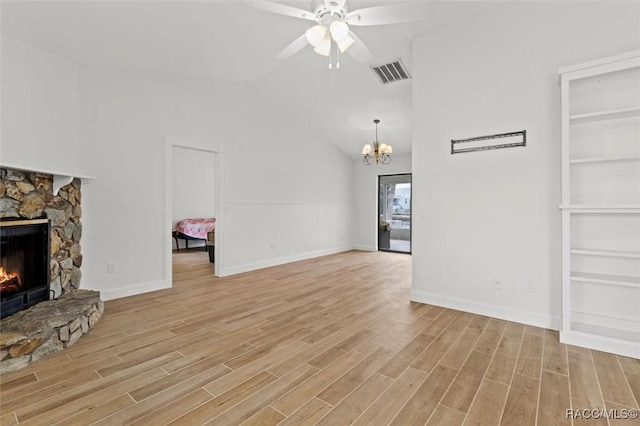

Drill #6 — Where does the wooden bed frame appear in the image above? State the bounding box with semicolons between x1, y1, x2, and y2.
172;230;205;251
173;230;215;263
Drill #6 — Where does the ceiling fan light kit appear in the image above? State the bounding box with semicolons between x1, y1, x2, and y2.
254;0;424;67
337;35;354;53
307;17;351;67
363;119;392;165
329;20;349;41
305;24;327;47
313;36;331;56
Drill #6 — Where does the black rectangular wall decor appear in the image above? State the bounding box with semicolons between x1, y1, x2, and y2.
451;130;526;154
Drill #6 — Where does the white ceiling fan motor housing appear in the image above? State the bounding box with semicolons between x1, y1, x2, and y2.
311;0;349;21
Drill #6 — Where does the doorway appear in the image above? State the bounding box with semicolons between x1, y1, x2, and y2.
378;174;411;254
171;145;216;252
164;139;223;284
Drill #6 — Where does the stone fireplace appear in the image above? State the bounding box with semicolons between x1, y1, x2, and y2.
0;168;103;374
0;168;83;296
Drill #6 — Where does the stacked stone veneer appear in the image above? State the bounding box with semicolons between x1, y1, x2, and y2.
0;168;82;295
0;168;103;374
0;290;103;374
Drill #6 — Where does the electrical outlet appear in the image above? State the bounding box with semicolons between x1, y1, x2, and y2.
107;262;118;274
493;279;502;290
525;281;535;293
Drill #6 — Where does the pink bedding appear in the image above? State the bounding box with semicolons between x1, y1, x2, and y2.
175;218;216;239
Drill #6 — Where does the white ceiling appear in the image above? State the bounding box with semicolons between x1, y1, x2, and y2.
0;0;510;158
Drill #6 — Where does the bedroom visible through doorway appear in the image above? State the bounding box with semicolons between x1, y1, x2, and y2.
171;146;217;265
378;174;411;254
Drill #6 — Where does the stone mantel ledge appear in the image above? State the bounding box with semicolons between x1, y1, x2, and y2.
0;290;104;375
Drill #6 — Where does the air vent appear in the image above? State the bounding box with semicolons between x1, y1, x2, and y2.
370;59;411;84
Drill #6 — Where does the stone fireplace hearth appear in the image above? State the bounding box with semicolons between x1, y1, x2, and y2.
0;167;102;374
0;290;103;374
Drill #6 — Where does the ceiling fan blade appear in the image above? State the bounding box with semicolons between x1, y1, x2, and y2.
250;0;317;21
345;31;372;63
347;3;425;26
276;33;309;60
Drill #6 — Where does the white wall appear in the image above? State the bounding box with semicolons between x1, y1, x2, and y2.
77;66;353;299
172;146;216;249
410;1;640;329
0;35;80;175
352;154;411;251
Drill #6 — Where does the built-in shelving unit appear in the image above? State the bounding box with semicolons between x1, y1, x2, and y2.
559;50;640;358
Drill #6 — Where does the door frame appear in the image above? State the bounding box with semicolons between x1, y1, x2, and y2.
377;173;412;254
164;138;225;283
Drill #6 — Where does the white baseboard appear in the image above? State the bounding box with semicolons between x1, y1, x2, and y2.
560;330;640;359
351;245;377;252
223;246;353;276
410;289;561;331
99;279;171;301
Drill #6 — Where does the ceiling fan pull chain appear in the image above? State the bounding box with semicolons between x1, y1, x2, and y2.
336;43;341;69
328;39;333;69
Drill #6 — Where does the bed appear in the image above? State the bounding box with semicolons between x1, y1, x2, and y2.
173;218;216;251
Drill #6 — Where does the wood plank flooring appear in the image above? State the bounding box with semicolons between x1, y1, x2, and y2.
1;250;639;425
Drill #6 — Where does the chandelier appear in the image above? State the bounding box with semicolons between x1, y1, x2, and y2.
362;119;392;165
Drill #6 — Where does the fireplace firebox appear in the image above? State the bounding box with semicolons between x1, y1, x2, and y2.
0;218;51;319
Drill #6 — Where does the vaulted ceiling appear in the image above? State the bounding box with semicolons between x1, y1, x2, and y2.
1;0;509;158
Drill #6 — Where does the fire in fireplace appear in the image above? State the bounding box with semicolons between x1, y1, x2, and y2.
0;266;22;293
0;218;51;319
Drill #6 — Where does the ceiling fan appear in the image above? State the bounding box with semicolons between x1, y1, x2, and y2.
251;0;424;66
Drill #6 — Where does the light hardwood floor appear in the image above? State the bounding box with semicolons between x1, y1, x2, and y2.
1;250;639;425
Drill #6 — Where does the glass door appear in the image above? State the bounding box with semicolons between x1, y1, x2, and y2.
378;174;411;254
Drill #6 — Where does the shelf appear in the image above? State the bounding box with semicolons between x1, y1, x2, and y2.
570;106;640;123
559;50;640;74
0;162;96;196
570;156;640;164
571;272;640;288
0;162;95;181
570;322;640;344
559;204;640;213
571;248;640;258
